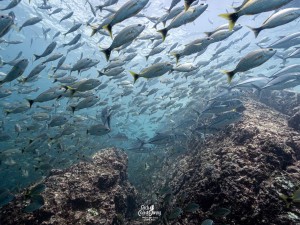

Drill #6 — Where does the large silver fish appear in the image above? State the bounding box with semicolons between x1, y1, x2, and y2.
222;48;276;83
158;3;208;41
0;11;15;38
219;0;293;30
103;0;149;38
19;17;42;31
101;24;145;61
130;62;173;83
248;8;300;38
0;59;29;85
34;42;57;61
0;0;21;11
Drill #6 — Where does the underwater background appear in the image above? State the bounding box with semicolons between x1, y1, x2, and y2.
1;0;300;224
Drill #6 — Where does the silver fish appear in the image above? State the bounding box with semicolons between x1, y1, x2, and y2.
222;48;276;83
158;4;208;41
248;8;300;38
59;11;74;23
19;17;42;31
0;11;15;38
103;0;149;38
62;34;81;47
34;42;57;61
101;24;145;61
1;0;21;11
0;59;29;85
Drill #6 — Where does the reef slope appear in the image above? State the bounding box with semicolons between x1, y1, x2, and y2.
155;99;300;225
0;148;137;225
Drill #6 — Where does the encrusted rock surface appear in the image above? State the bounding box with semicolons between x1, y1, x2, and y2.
154;99;300;225
259;90;300;116
288;112;300;132
0;148;138;225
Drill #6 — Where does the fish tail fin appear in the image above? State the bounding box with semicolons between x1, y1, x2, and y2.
91;27;98;36
62;85;74;95
221;70;235;83
129;71;140;84
282;58;287;65
247;26;261;38
256;43;263;49
275;54;287;65
219;12;239;31
70;89;76;96
26;99;34;108
103;24;113;39
65;86;76;95
33;54;40;61
251;84;263;99
4;110;11;116
71;106;76;114
97;70;104;77
184;2;190;11
101;48;111;61
158;28;168;42
171;52;180;64
204;32;212;36
233;6;239;12
8;11;15;20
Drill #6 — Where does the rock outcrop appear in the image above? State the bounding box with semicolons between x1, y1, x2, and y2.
259;90;300;116
288;112;300;132
0;148;138;225
151;99;300;225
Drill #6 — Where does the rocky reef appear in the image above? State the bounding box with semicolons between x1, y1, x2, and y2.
1;97;300;225
259;90;300;116
151;99;300;225
0;148;137;225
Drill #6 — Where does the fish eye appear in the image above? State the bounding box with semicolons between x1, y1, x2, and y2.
269;49;273;51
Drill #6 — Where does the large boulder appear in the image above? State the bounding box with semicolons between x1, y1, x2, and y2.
0;148;138;225
152;99;300;225
259;90;300;116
